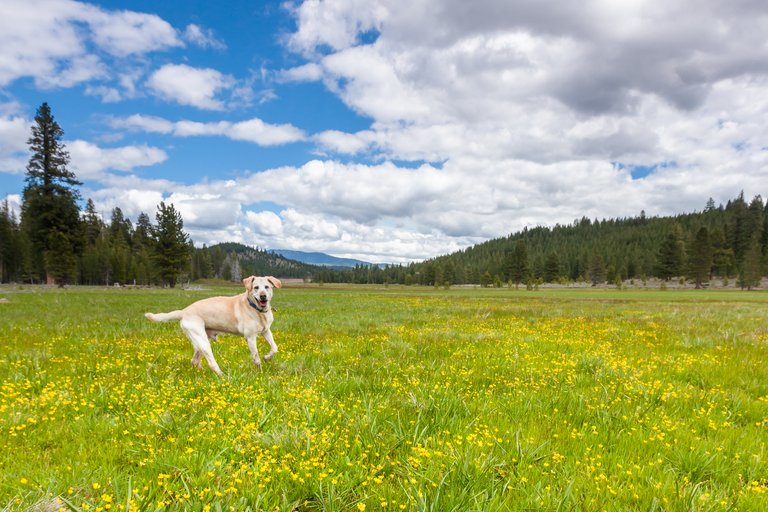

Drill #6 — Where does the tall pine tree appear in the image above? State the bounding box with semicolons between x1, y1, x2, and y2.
687;227;713;288
152;202;191;287
589;254;606;286
21;102;82;284
655;225;685;280
504;239;529;287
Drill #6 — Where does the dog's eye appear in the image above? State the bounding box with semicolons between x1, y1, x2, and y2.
265;285;270;289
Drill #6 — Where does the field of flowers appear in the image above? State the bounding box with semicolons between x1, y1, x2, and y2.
0;284;767;511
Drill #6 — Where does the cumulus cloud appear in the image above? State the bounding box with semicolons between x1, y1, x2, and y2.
277;63;324;82
113;114;174;134
246;210;284;236
283;0;768;170
68;140;168;179
146;64;234;110
83;130;768;260
112;114;306;146
0;0;181;87
0;113;31;174
167;192;242;230
86;7;181;57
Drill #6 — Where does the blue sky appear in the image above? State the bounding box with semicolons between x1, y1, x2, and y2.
2;1;768;262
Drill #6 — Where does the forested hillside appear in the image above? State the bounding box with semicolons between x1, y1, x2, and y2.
192;243;317;281
323;194;768;288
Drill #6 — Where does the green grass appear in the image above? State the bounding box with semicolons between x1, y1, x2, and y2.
1;284;767;511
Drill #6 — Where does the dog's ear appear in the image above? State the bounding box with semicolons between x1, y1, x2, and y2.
242;276;256;291
267;276;282;289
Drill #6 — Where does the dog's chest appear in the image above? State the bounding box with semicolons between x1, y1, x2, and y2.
243;310;273;334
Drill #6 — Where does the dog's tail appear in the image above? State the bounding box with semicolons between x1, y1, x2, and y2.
145;311;183;323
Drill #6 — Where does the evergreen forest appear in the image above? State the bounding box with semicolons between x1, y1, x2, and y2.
1;103;766;289
339;193;767;289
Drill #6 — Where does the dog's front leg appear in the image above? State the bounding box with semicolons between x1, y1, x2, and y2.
245;335;262;368
262;329;278;361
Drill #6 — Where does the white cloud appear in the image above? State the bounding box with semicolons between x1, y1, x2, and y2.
0;0;182;87
83;132;768;260
0;113;30;174
245;210;284;236
68;140;168;179
114;114;174;134
146;64;233;110
86;7;181;57
0;115;30;152
278;63;324;82
85;85;123;103
286;0;386;56
313;129;374;155
183;24;226;50
0;0;86;87
227;118;305;145
85;69;146;103
168;192;242;230
284;0;768;170
87;188;164;221
112;114;306;146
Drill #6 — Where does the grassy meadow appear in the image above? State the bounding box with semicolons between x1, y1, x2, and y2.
0;284;767;511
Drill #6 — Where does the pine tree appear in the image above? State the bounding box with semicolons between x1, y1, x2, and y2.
131;212;153;284
44;229;78;285
21;102;82;284
687;227;713;289
108;207;132;284
109;207;133;248
133;213;153;249
655;225;685;280
0;199;22;282
504;239;529;287
543;253;561;283
740;237;762;290
151;202;191;287
589;254;605;286
80;199;106;285
82;199;104;247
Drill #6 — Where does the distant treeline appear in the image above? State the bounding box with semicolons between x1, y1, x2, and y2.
316;193;768;289
2;102;766;289
0;197;320;286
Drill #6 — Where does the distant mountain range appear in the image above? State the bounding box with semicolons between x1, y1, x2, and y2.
269;249;376;268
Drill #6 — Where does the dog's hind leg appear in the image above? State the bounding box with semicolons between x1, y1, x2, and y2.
181;317;223;376
191;350;203;369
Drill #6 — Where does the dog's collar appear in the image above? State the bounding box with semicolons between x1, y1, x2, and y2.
247;296;270;313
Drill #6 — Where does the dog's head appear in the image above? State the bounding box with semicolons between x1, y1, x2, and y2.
243;275;282;310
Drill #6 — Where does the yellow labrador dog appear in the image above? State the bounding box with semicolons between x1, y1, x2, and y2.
145;276;282;375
